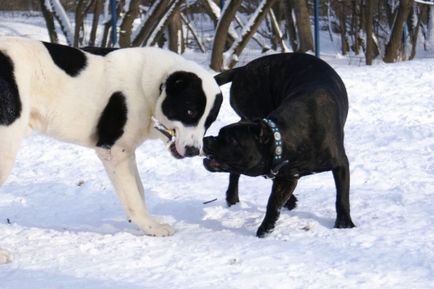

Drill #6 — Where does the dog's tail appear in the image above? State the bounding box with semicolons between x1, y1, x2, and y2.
214;67;243;86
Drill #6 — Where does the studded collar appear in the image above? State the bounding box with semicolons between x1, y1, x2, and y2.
262;118;289;179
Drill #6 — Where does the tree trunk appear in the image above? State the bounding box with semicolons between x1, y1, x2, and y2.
132;0;172;47
365;0;374;65
181;13;206;53
147;0;182;47
47;0;74;46
351;1;362;55
89;0;103;47
210;0;243;71
427;5;434;51
119;0;141;47
408;3;424;60
292;0;314;52
227;0;279;69
384;0;414;63
168;7;184;54
39;0;58;43
74;0;89;47
282;0;298;51
203;0;219;26
337;1;349;55
269;8;289;52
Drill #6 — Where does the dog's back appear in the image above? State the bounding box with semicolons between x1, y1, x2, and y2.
215;53;348;124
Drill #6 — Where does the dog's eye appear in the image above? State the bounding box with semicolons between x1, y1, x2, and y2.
187;109;197;118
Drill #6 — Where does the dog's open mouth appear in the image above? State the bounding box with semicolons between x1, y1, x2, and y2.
152;117;184;159
169;142;184;159
203;157;227;172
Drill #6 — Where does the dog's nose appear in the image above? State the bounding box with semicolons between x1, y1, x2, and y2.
184;145;200;157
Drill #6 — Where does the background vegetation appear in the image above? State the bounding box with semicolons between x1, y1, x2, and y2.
1;0;434;69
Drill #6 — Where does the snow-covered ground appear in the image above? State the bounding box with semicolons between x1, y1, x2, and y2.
0;12;433;289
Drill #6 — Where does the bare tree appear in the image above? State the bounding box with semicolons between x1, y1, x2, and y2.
210;0;243;71
226;0;279;69
365;0;375;64
74;0;92;47
168;7;184;53
282;0;298;51
408;3;426;60
269;8;289;52
119;0;141;47
294;0;314;52
39;0;58;43
181;13;206;53
132;0;173;46
384;0;414;62
89;0;103;47
146;0;183;47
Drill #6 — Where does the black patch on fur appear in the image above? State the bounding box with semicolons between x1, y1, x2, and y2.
0;51;21;125
162;71;206;126
43;42;87;77
81;46;118;56
96;92;128;148
205;93;223;129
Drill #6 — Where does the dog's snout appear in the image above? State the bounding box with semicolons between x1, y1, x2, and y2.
184;145;200;157
203;136;216;156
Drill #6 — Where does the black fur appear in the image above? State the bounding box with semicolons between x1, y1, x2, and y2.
204;53;355;237
81;46;118;56
96;92;128;148
42;42;87;77
162;71;206;126
205;93;223;129
0;51;21;125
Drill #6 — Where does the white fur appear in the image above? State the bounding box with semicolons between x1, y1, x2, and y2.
0;37;221;240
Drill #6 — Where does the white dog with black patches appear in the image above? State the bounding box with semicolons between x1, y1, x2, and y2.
0;37;223;262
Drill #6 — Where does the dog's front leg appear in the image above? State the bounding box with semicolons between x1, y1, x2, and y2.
96;147;174;237
226;173;240;206
256;177;298;238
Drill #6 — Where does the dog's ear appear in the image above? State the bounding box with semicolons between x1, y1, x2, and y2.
168;75;187;91
254;122;271;145
213;67;242;86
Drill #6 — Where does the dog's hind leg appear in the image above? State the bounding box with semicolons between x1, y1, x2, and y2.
256;177;298;238
96;147;175;237
226;173;240;207
332;154;355;229
0;122;25;265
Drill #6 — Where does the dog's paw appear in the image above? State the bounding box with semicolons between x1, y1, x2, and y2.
256;224;274;238
284;195;298;211
143;223;175;237
226;190;239;207
334;217;355;229
0;249;12;264
226;197;239;207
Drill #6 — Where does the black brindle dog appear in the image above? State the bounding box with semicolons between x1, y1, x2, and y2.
203;53;355;237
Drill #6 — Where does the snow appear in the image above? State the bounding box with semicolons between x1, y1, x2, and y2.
1;12;434;289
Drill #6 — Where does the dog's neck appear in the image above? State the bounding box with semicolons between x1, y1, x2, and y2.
262;118;289;179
